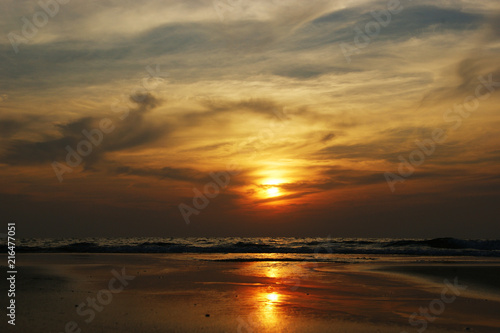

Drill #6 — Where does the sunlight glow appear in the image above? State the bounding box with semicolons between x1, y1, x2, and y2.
261;177;285;198
262;178;284;186
266;186;280;197
266;292;279;302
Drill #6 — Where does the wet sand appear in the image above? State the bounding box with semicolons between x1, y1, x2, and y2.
1;254;500;332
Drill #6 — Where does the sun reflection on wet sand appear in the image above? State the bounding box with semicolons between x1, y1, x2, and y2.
234;259;500;333
266;292;279;302
266;266;279;278
255;290;282;330
240;263;296;331
237;260;375;331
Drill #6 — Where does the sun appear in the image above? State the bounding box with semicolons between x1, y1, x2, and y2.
262;178;284;198
266;186;280;197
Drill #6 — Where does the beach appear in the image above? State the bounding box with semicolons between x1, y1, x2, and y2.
2;253;500;333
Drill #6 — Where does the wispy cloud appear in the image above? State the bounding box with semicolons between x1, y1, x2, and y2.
0;93;167;168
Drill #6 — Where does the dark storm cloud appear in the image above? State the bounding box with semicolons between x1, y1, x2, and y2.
0;93;167;167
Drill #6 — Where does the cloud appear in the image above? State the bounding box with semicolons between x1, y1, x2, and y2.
320;132;335;143
113;165;209;183
253;190;319;204
316;142;395;161
179;141;232;153
0;93;167;168
485;13;500;40
175;98;291;133
0;137;76;165
0;118;26;138
249;167;396;205
0;2;490;98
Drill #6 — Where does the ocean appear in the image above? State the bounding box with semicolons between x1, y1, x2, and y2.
6;237;500;258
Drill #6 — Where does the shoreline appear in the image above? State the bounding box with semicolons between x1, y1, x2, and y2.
1;253;500;332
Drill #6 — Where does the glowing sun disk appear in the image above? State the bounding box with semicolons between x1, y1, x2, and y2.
266;186;280;197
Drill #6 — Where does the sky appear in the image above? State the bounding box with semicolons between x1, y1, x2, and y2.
0;0;499;238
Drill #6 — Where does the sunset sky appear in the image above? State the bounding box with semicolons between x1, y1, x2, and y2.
1;0;499;237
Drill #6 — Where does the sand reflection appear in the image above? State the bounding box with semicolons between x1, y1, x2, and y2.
243;264;296;331
252;290;282;330
266;292;279;302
